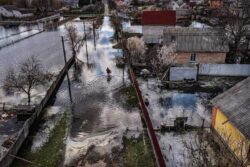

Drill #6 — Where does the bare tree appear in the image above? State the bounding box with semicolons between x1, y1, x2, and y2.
218;128;249;166
33;0;49;17
152;43;176;80
126;37;146;65
65;23;84;62
219;1;250;63
3;56;52;105
183;130;246;167
183;131;214;167
110;15;122;42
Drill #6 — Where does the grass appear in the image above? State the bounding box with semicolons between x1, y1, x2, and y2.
118;85;138;108
12;112;69;167
123;134;156;167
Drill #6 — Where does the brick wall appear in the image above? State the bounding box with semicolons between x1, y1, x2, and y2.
176;52;226;64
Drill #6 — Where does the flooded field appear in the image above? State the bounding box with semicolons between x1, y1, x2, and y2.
0;25;41;39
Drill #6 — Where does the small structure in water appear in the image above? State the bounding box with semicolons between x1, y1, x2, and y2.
15;105;35;121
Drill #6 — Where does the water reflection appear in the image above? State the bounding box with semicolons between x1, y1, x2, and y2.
53;16;142;166
138;78;212;128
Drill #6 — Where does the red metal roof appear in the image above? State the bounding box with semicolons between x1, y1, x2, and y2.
142;10;176;25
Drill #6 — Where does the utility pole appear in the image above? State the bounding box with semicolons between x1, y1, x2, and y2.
92;19;97;50
83;21;89;63
61;36;73;104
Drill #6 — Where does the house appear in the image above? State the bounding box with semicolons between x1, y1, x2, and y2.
211;77;250;166
142;10;176;44
209;0;223;8
163;27;229;64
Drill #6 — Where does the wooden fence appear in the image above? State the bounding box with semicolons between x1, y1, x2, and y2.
129;67;166;167
0;57;75;167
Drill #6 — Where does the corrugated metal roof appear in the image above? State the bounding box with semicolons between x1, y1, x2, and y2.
211;77;250;140
142;11;176;26
163;27;229;52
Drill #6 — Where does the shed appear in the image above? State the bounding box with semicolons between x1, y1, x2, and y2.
211;77;250;165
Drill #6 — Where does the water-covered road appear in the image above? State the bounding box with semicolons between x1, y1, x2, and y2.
7;16;143;166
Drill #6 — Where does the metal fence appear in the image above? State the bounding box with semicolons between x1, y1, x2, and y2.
170;66;197;81
199;64;250;76
169;64;250;81
129;67;166;167
0;57;74;167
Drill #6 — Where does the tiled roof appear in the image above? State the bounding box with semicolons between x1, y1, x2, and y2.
163;27;229;52
211;77;250;140
142;11;176;26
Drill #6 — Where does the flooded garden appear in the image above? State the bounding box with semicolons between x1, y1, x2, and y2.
136;77;239;167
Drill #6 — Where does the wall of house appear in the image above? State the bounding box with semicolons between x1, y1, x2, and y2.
212;107;250;165
176;52;226;64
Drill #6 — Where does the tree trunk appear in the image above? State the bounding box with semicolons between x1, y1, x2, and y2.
28;93;31;105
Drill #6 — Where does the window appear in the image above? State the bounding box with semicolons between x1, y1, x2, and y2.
190;53;196;62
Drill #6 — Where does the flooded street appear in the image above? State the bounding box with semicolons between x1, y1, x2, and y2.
59;17;143;166
8;16;143;166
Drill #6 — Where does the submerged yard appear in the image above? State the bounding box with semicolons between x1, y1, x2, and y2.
137;77;238;167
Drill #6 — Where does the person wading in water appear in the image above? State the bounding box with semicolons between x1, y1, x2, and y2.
106;67;112;82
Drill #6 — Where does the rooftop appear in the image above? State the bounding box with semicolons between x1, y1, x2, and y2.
211;77;250;140
142;10;176;26
163;27;229;52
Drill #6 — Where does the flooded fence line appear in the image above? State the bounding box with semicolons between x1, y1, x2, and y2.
169;64;250;81
0;31;44;50
129;67;166;167
0;14;61;26
0;56;75;167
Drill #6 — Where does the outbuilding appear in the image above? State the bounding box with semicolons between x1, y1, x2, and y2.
211;77;250;166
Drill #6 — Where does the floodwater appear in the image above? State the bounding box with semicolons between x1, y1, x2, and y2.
59;17;142;166
138;78;213;128
15;16;143;166
0;22;70;158
0;25;41;39
137;78;214;167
